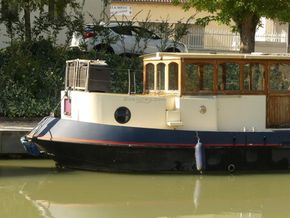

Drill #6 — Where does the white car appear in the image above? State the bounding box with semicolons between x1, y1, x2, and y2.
70;23;188;55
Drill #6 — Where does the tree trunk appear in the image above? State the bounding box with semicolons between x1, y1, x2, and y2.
24;0;31;42
238;14;259;53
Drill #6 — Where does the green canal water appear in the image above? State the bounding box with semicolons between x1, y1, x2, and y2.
1;159;290;218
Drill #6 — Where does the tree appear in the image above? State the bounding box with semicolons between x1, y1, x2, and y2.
0;0;83;44
173;0;290;53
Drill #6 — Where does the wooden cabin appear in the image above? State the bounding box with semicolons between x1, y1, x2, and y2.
142;53;290;128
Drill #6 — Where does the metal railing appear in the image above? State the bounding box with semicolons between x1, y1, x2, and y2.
181;30;288;51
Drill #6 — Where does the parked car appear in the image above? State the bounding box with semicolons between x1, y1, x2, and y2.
70;23;188;55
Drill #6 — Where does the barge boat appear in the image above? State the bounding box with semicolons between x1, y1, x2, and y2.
21;53;290;173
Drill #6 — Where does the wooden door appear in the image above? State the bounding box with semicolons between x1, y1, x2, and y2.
267;94;290;128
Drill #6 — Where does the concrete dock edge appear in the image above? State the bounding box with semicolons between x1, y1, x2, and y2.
0;120;39;155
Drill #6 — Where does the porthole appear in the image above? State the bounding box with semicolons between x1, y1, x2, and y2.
114;107;131;124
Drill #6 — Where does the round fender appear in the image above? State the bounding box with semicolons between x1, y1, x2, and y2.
195;141;205;172
227;164;236;173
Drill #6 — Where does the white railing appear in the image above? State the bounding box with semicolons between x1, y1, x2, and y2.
255;33;287;43
181;30;288;51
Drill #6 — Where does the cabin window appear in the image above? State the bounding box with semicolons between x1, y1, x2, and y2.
114;107;131;124
202;64;214;91
185;63;214;93
269;63;290;91
243;63;265;91
218;63;240;91
168;63;178;90
185;64;200;92
157;63;165;90
145;63;154;90
66;62;75;88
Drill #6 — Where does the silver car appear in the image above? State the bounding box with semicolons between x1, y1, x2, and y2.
70;23;188;55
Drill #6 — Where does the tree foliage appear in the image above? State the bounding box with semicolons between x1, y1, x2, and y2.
0;3;188;118
173;0;290;53
0;0;84;44
0;40;96;117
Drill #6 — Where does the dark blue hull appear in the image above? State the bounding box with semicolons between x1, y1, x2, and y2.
25;117;290;173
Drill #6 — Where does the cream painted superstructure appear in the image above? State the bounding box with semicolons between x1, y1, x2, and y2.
61;91;267;132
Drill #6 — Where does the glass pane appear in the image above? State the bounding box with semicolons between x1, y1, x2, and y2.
76;64;87;89
185;63;214;92
243;64;264;91
146;64;154;90
218;63;240;91
185;64;199;92
67;62;75;88
269;64;290;91
169;63;178;90
157;63;165;90
202;64;214;91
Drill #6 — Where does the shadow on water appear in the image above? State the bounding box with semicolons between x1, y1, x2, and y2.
1;159;290;218
0;159;73;178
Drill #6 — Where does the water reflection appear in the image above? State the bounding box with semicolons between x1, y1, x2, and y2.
1;160;290;218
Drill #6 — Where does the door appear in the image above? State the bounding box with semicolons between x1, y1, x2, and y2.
267;94;290;128
267;62;290;128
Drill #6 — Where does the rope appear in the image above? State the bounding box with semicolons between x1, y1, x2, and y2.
195;131;200;143
50;88;69;117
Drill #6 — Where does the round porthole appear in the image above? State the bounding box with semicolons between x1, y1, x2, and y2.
114;107;131;124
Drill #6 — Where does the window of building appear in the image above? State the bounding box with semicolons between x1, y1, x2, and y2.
180;24;204;49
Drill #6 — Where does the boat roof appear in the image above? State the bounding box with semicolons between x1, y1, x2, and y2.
141;52;290;61
66;59;107;66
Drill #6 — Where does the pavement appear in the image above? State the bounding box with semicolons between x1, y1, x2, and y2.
0;120;39;131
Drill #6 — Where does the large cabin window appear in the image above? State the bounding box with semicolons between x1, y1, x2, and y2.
169;62;178;90
269;63;290;91
145;63;154;90
185;64;200;92
185;63;214;93
218;63;240;91
243;63;265;91
202;64;214;91
157;63;165;90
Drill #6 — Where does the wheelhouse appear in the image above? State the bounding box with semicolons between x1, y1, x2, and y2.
143;53;290;128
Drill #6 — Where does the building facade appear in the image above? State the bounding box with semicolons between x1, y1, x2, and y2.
110;0;289;53
0;0;108;49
